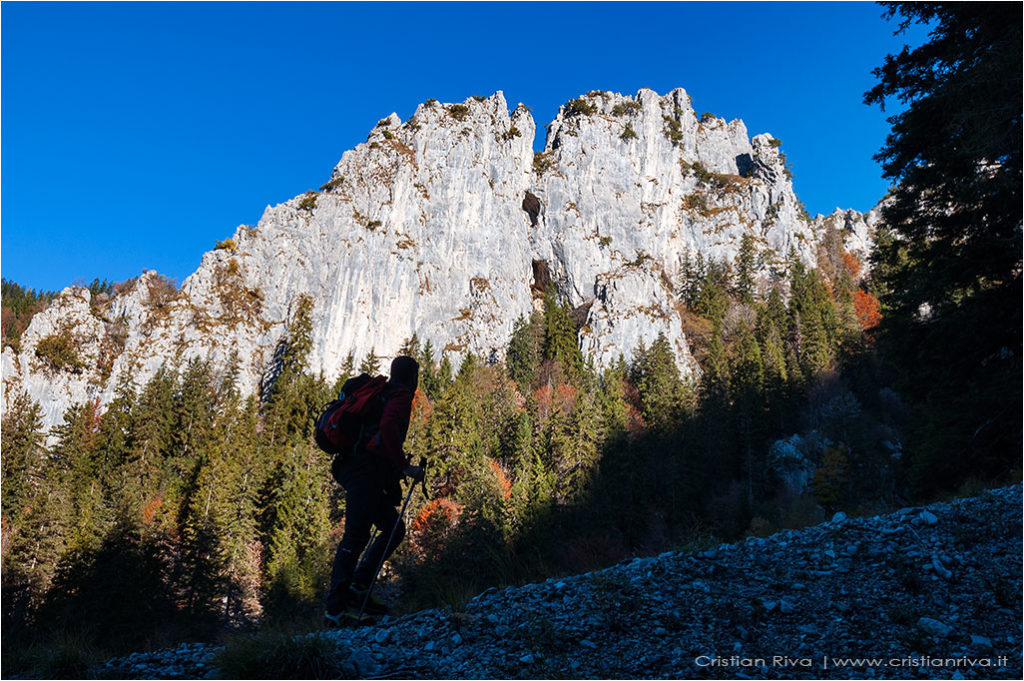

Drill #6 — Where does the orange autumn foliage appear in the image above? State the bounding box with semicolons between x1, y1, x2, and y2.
554;383;577;413
142;498;163;524
853;289;882;329
533;384;553;419
412;388;432;422
488;459;512;500
841;251;862;279
407;497;464;560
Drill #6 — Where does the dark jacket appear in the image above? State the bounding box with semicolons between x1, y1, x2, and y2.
365;382;414;473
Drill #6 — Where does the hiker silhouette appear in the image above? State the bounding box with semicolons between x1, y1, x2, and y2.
325;355;422;625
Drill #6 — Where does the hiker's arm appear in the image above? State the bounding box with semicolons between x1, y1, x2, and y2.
376;387;414;471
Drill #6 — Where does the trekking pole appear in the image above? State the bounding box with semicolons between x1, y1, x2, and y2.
359;457;427;619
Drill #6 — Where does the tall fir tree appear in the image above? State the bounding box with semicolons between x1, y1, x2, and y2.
0;389;45;524
865;2;1022;494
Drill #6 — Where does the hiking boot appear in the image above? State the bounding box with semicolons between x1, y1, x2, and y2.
324;581;375;627
350;582;389;616
324;607;375;628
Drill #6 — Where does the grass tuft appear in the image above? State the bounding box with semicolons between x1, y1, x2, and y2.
214;629;348;680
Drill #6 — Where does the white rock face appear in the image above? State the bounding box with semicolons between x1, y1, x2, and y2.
2;88;881;432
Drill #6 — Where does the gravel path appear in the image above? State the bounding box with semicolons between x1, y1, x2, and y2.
97;485;1022;679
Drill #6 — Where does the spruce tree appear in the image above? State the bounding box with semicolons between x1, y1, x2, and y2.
50;400;108;550
541;285;583;381
418;340;442;399
865;2;1022;493
331;353;356;396
734;233;758;304
359;348;382;376
0;389;45;523
629;333;691;432
399;334;421;358
127;364;177;507
507;312;543;390
264;295;325;449
731;322;767;500
437;354;454;390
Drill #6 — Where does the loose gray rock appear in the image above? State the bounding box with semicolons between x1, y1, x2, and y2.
90;484;1021;680
917;616;953;637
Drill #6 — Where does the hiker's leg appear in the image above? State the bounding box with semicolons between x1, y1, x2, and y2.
327;466;376;610
353;500;405;586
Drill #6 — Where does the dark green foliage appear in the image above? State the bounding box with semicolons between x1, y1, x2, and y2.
34;334;86;373
734;233;758;304
448;103;470;120
629;334;692;432
611;100;642;116
541;285;585;382
265;296;326;448
687;161;714;184
358;348;382;376
620;121;638;141
0;389;44;524
564;97;597;117
688;257;731;324
331;353;356;396
865;2;1022;496
507;313;544;389
297;191;318;212
1;278;58;349
533;151;554;174
41;523;181;651
662;115;683;146
319;175;343;193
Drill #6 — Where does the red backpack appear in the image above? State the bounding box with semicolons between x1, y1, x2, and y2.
314;374;388;457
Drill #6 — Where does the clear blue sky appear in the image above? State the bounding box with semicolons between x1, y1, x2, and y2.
2;1;927;293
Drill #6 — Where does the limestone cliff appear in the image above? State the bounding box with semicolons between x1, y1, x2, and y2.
1;88;879;430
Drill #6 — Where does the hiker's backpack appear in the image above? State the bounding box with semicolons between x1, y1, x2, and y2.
314;373;388;458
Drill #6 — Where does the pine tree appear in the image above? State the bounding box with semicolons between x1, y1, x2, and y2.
731;322;767;501
865;2;1022;493
399;334;421;358
788;260;838;379
264;295;326;449
693;258;730;323
418;340;441;399
507;312;543;390
703;326;730;403
678;250;694;301
1;389;45;524
331;353;356;396
49;400;108;550
734;233;758;304
213;394;265;622
541;286;583;381
629;333;691;432
98;372;137;471
127;364;177;509
437;354;454;390
263;445;332;612
598;361;630;441
758;287;788;343
359;348;382;376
